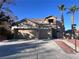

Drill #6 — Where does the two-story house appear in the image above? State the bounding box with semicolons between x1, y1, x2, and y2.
12;16;64;39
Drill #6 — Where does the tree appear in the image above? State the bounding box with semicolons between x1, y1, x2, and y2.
0;0;17;23
0;0;15;39
0;0;14;9
58;4;66;38
0;0;15;24
67;5;79;39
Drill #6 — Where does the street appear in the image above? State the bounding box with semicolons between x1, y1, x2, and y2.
0;39;79;59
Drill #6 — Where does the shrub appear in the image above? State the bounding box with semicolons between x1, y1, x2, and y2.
0;27;11;38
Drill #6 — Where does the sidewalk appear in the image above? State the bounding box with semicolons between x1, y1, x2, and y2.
67;39;79;52
55;40;76;54
54;39;79;54
68;39;79;47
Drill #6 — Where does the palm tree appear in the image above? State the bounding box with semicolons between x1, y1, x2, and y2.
67;5;79;39
58;4;66;38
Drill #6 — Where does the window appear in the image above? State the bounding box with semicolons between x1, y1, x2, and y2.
48;19;54;23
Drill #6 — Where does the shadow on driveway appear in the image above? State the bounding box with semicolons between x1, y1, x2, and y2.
0;40;48;57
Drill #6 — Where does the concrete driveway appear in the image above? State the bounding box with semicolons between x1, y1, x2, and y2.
0;39;79;59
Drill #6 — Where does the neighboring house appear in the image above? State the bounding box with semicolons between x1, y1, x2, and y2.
65;30;72;39
76;30;79;35
12;16;64;39
75;29;79;39
65;29;78;39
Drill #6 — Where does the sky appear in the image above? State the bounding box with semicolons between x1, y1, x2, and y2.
9;0;79;30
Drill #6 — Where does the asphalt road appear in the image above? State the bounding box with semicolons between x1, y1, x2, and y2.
0;39;79;59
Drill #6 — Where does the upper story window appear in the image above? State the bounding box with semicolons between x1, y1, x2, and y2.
48;19;54;24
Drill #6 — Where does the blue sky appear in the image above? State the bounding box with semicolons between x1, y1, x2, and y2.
10;0;79;30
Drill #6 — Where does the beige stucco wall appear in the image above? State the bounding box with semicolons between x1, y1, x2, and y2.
17;30;36;39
